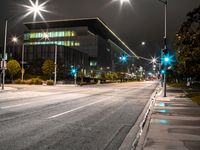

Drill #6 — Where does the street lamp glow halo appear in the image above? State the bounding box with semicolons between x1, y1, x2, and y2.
22;0;49;21
119;0;130;5
112;0;131;6
141;41;146;46
164;57;169;62
12;36;18;43
151;57;158;64
152;58;156;63
43;32;50;40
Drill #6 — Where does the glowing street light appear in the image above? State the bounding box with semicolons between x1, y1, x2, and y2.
23;0;49;21
11;36;18;43
141;41;146;46
1;0;49;90
43;32;49;40
152;58;157;64
112;0;132;8
119;0;130;4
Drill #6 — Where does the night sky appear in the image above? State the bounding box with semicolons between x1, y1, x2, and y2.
0;0;199;61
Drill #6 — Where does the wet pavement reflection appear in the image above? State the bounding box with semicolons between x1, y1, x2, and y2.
151;118;200;126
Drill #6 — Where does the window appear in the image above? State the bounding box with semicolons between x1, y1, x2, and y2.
27;31;76;39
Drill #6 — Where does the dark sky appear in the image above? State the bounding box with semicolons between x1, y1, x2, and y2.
0;0;199;60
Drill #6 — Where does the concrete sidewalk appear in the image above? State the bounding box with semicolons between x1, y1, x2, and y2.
142;87;200;150
0;86;18;92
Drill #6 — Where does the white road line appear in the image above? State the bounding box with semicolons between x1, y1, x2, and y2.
48;97;110;119
1;102;33;109
0;94;88;109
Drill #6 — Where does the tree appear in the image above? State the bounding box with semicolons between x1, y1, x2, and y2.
77;70;84;84
105;72;118;81
90;70;96;81
42;59;54;79
7;59;21;82
175;5;200;80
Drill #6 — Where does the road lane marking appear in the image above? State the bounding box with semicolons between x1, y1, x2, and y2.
48;97;110;119
0;94;89;109
1;102;33;109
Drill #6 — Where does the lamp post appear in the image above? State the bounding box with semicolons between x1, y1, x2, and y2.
2;20;8;90
1;0;48;90
54;45;57;85
158;0;167;97
21;44;25;81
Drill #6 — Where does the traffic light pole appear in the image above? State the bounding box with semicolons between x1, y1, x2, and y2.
54;45;57;85
2;20;8;90
163;1;167;97
159;0;167;97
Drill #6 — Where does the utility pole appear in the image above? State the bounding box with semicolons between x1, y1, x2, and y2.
163;1;167;97
54;45;57;85
21;44;25;81
158;0;167;97
2;20;8;90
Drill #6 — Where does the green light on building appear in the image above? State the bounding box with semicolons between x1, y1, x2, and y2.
26;41;80;47
24;31;76;40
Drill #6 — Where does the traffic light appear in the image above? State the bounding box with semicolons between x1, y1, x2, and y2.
70;67;77;76
119;54;128;63
162;54;173;66
161;69;165;74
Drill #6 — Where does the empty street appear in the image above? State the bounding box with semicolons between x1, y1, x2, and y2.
0;81;157;150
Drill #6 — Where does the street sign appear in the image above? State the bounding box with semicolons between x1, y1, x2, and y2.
5;53;8;60
0;61;7;69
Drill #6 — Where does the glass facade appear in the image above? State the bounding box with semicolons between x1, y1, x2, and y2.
0;19;136;81
22;26;131;74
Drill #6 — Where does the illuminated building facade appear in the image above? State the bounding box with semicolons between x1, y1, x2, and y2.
2;18;137;79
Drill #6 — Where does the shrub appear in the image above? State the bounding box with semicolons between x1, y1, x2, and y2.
14;79;22;84
27;78;43;85
46;80;54;85
14;79;26;84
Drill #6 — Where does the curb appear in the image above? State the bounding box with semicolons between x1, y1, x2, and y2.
0;86;18;93
135;88;162;150
119;84;162;150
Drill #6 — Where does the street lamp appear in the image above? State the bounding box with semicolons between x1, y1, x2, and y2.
115;0;131;5
1;0;48;90
11;36;18;43
152;57;157;64
141;41;146;46
158;0;167;97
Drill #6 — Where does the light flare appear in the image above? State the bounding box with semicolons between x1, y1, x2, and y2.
22;0;50;21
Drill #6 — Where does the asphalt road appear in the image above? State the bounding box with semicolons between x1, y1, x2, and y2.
0;81;158;150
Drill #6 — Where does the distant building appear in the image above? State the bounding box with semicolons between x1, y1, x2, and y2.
2;17;137;79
